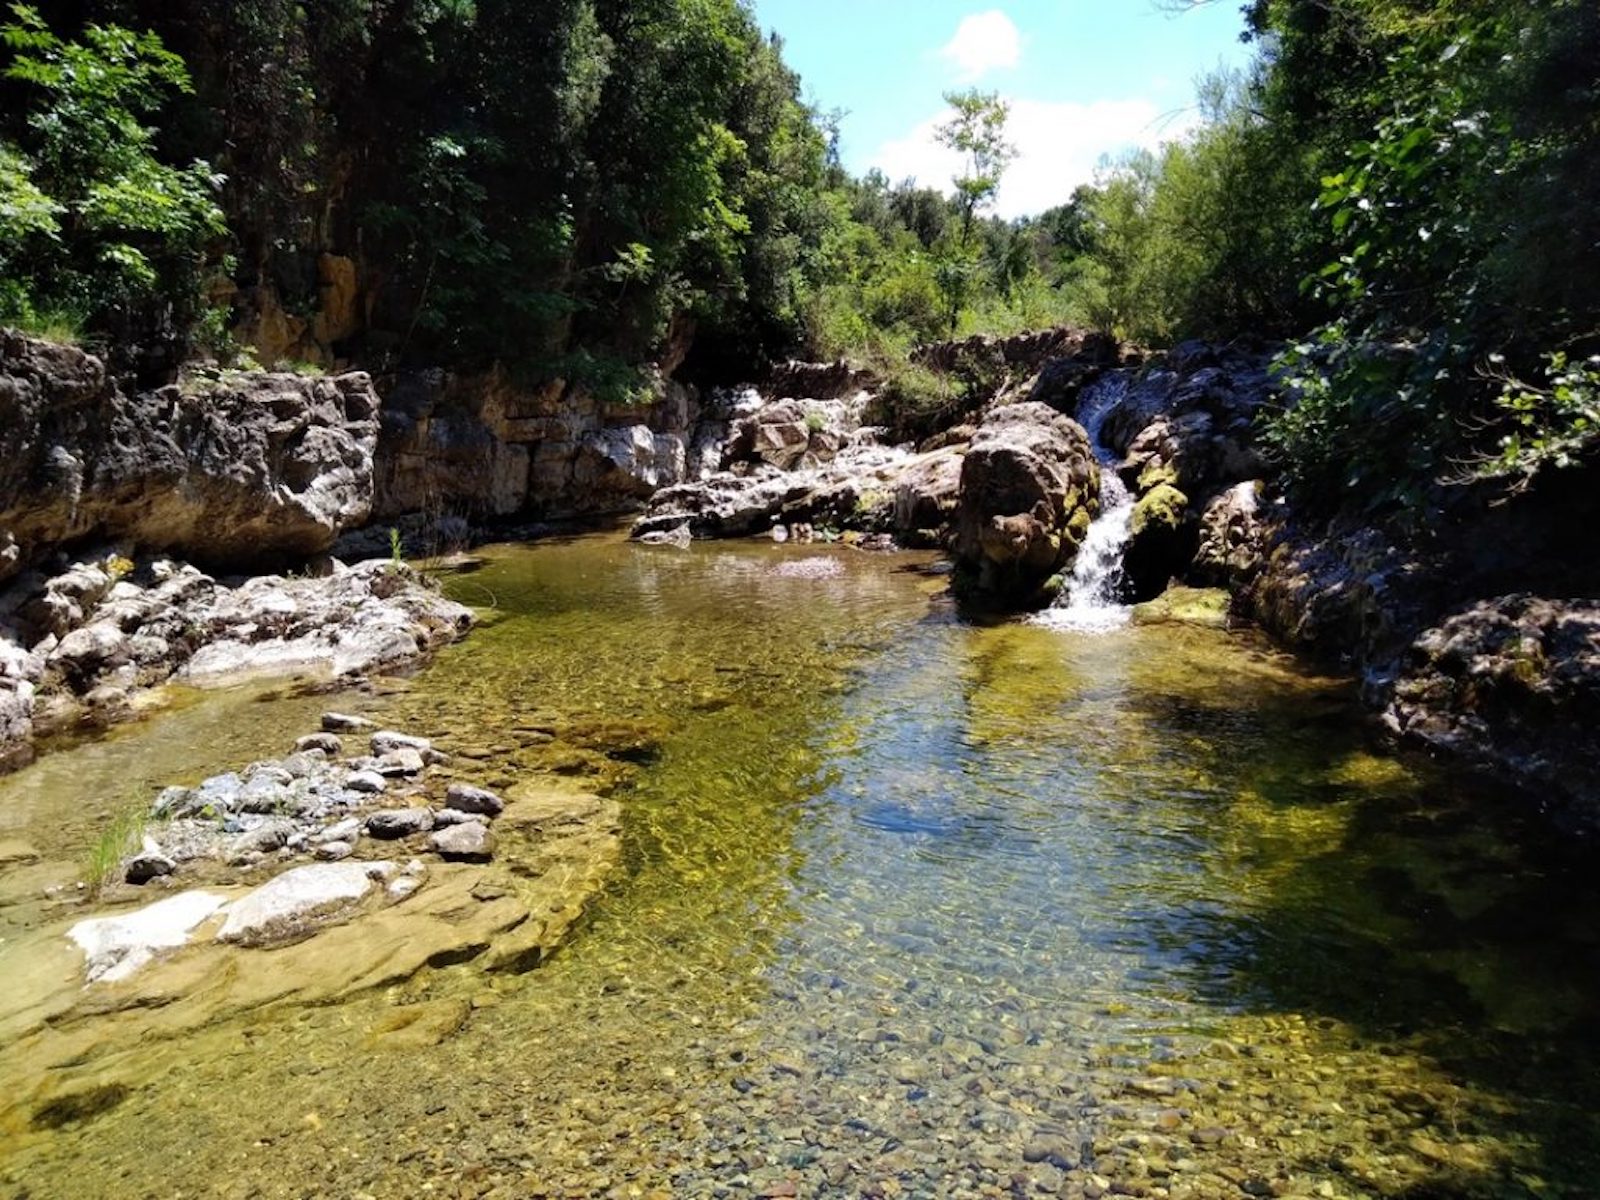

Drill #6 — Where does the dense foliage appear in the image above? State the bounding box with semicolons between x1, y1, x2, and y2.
0;4;225;365
2;0;1594;507
1062;0;1600;513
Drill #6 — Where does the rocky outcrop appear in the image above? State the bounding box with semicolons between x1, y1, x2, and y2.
374;361;873;523
0;332;379;582
952;403;1100;607
0;555;473;765
633;445;911;541
1387;597;1600;816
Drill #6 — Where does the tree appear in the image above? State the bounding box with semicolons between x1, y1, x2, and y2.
932;89;1014;334
936;88;1015;245
0;3;226;365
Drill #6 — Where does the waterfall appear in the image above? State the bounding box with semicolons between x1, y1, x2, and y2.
1032;375;1135;633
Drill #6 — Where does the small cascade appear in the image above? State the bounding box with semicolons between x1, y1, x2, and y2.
1033;375;1135;632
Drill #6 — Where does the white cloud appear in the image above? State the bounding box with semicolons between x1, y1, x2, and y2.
937;10;1023;82
872;97;1195;219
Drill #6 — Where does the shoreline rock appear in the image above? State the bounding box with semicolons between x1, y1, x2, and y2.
0;557;474;769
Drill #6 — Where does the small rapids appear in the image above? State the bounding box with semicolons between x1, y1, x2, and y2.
1033;374;1135;632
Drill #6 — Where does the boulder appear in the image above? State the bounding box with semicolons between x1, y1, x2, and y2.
891;447;965;542
1124;483;1197;599
951;403;1100;608
1388;596;1600;818
0;332;380;582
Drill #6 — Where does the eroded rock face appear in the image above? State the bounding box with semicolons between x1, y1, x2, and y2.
1388;596;1600;817
952;403;1100;608
0;332;379;581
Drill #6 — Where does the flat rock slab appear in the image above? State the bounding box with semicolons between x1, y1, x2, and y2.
70;891;228;983
216;862;397;948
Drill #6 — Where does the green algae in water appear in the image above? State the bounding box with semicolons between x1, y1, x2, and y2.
2;534;1598;1198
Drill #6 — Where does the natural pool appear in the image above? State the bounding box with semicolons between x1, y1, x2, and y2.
2;533;1597;1198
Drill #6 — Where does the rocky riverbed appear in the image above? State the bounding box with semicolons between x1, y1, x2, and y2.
0;702;623;1138
3;537;1595;1199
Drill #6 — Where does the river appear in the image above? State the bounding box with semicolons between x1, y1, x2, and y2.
2;533;1597;1198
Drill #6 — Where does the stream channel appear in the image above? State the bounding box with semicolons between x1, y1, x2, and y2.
2;532;1598;1198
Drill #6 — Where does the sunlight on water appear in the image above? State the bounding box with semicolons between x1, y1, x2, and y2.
2;532;1597;1199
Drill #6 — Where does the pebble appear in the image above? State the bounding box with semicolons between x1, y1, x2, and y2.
345;770;388;794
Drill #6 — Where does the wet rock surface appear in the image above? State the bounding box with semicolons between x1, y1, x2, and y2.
1388;595;1600;815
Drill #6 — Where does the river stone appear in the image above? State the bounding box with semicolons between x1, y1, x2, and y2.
365;808;434;839
370;730;431;757
428;822;495;863
216;861;397;947
313;840;354;862
322;712;376;733
315;817;362;844
295;732;342;755
70;890;228;983
228;818;296;858
123;850;177;885
432;808;489;828
375;748;425;777
346;769;387;794
445;782;505;817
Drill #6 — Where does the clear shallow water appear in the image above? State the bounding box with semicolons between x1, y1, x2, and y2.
3;534;1598;1198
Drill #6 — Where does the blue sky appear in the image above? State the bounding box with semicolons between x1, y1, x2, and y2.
748;1;1254;217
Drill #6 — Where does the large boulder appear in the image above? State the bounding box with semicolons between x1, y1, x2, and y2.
1388;596;1600;822
0;332;379;581
952;403;1100;608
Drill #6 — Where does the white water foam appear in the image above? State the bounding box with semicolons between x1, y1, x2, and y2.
1031;375;1135;633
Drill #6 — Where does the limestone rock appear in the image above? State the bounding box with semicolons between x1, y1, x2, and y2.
215;861;398;947
952;403;1100;608
1388;596;1600;814
70;891;227;983
1125;482;1196;599
0;332;380;582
